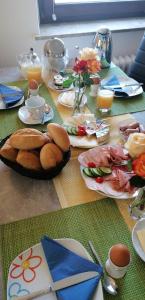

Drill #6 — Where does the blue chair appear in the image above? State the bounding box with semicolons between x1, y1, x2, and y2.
128;33;145;91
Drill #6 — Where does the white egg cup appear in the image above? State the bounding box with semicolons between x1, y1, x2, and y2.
105;247;131;279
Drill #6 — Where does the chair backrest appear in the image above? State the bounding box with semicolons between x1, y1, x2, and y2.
128;33;145;91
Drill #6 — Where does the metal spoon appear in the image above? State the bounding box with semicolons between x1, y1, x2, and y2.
88;241;118;296
41;104;51;124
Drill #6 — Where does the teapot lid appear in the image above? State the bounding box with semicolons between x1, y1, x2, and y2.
44;38;65;58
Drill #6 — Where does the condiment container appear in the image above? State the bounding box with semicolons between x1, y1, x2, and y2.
90;75;101;97
105;243;131;279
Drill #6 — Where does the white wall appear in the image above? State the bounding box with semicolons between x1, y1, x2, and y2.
0;0;144;67
0;0;40;67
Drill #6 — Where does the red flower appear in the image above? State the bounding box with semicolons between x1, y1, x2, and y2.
73;59;88;74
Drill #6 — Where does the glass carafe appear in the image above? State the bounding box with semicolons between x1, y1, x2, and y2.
17;48;42;84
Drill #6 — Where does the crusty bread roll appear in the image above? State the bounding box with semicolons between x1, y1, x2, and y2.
43;143;63;163
16;150;41;170
47;123;70;151
40;144;57;170
9;128;49;150
0;138;18;162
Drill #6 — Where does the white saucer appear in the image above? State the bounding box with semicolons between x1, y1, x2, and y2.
18;106;54;125
132;218;145;262
0;86;24;110
58;91;87;108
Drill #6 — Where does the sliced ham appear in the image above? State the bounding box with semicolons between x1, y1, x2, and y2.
109;145;128;163
78;144;129;167
78;147;110;167
105;169;134;192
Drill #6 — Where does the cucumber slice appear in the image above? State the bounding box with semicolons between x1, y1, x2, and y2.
71;127;78;135
65;126;71;135
83;167;94;177
66;126;76;135
90;168;102;177
99;167;112;175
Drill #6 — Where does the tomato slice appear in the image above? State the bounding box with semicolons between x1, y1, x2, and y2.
95;177;104;183
87;162;96;168
77;129;86;136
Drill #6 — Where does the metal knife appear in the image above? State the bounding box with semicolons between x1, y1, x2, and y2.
13;271;99;300
101;82;143;89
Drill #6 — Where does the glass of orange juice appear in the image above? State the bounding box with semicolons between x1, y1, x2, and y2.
96;89;114;113
27;65;42;85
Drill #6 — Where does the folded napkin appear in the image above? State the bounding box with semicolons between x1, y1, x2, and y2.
0;84;24;108
41;236;103;300
101;75;131;97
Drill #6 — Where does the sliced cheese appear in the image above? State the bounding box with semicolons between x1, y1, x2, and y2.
136;228;145;252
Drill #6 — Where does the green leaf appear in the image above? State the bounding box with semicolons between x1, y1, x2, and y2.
127;160;132;172
62;78;74;88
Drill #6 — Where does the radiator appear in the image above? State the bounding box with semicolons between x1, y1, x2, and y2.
112;55;135;74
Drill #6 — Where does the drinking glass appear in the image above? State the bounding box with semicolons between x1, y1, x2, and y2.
96;89;114;113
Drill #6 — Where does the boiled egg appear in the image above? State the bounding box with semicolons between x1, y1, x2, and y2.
110;243;130;267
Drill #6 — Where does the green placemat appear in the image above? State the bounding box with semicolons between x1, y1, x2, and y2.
0;198;145;300
0;81;62;139
87;66;145;117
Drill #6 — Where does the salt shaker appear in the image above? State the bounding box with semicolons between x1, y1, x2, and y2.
105;243;131;279
90;75;101;97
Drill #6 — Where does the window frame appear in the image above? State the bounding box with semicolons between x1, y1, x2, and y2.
38;0;145;24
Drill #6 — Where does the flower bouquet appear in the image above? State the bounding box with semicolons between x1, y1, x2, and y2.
61;48;101;114
72;47;101;114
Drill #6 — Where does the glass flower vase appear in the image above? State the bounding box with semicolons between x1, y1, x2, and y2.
72;87;86;116
129;187;145;220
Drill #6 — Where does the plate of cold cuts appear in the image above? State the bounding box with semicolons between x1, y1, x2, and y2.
78;144;139;199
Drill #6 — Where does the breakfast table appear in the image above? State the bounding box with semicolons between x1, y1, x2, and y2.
0;65;145;300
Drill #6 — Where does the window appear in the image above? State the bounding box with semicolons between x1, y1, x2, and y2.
38;0;145;24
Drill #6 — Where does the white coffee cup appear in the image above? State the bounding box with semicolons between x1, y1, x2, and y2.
25;96;45;120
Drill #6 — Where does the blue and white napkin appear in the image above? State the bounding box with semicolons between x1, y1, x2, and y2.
0;84;24;108
101;75;131;97
41;236;103;300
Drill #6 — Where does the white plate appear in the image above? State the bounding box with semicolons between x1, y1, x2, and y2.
18;106;54;125
48;80;73;93
132;218;145;262
101;77;143;98
64;114;109;148
7;238;103;300
47;69;74;93
80;167;139;200
0;86;24;110
58;91;87;108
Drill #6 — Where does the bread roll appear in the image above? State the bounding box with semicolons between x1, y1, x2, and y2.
40;144;57;170
16;150;41;170
9;128;49;150
44;143;63;163
47;123;70;151
0;138;18;162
